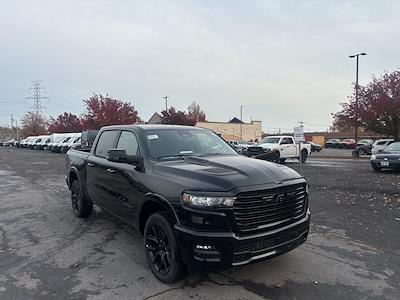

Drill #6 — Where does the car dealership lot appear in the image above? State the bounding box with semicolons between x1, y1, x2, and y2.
0;147;399;300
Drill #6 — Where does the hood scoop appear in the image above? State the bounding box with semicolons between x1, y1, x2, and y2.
184;156;247;175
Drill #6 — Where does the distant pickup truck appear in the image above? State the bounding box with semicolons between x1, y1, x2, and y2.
244;136;312;163
65;125;310;282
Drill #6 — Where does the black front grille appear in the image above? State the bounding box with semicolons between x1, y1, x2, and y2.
233;183;307;233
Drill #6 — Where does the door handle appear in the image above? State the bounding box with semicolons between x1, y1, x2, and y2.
87;162;94;167
106;168;116;173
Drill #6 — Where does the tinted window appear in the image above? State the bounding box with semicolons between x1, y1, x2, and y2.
281;138;293;144
116;131;139;156
95;130;119;158
261;137;280;144
376;141;387;145
385;142;400;152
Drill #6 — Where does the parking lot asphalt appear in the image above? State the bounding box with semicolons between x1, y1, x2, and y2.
0;147;399;300
310;148;369;159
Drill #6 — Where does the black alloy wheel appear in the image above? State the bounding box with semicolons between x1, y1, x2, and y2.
71;183;80;214
144;212;185;283
359;148;365;155
145;224;172;275
71;180;92;218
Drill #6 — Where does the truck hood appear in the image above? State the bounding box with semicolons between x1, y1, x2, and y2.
256;143;278;149
152;155;303;191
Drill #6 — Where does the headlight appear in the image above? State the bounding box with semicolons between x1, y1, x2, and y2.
371;155;376;160
182;193;235;207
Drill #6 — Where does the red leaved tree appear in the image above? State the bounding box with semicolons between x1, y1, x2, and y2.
21;111;48;137
334;70;400;140
161;107;196;126
81;94;141;129
48;112;82;133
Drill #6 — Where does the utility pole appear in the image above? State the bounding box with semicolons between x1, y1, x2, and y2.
10;114;14;138
240;105;244;140
163;96;169;111
25;80;50;114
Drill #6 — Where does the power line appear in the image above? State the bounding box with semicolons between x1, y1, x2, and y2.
25;80;50;114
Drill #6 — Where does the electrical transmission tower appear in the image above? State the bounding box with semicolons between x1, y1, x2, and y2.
25;80;50;113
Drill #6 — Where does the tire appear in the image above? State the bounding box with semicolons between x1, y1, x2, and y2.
268;151;280;163
300;150;308;163
372;166;381;172
71;180;92;218
358;148;365;155
144;212;185;283
279;158;286;164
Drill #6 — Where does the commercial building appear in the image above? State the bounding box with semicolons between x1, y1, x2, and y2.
196;118;262;142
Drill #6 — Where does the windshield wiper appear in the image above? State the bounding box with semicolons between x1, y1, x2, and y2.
198;152;229;157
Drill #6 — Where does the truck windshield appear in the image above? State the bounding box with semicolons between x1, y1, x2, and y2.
145;129;238;160
261;137;280;144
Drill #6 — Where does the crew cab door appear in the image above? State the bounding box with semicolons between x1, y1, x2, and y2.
279;137;297;158
86;130;120;213
106;130;145;225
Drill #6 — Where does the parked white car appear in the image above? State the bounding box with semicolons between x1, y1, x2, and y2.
371;139;394;154
227;140;252;153
253;136;312;163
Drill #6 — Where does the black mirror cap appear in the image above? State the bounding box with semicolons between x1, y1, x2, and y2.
106;149;143;166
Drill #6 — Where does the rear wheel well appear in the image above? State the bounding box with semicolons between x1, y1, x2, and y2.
139;200;176;235
69;171;78;185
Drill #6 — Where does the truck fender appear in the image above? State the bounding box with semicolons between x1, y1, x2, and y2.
68;167;81;190
140;192;180;233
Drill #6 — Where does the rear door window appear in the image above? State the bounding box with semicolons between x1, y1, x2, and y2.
94;130;119;158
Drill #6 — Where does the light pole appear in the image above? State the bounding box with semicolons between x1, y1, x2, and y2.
163;96;169;111
349;52;367;148
240;105;244;140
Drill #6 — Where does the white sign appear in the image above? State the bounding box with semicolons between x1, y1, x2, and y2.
293;127;305;142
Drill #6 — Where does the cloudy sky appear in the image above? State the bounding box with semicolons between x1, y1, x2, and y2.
1;0;399;133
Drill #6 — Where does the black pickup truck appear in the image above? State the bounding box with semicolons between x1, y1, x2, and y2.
66;125;310;282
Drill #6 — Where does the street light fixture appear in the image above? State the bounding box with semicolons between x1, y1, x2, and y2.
349;52;367;153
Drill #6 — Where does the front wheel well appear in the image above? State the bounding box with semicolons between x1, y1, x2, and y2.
139;199;176;235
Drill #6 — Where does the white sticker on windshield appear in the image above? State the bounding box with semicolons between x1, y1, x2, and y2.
147;134;158;140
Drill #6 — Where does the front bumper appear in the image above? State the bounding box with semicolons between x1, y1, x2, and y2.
371;159;400;169
175;210;310;272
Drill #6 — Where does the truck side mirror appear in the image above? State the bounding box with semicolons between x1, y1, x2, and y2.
107;149;143;167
